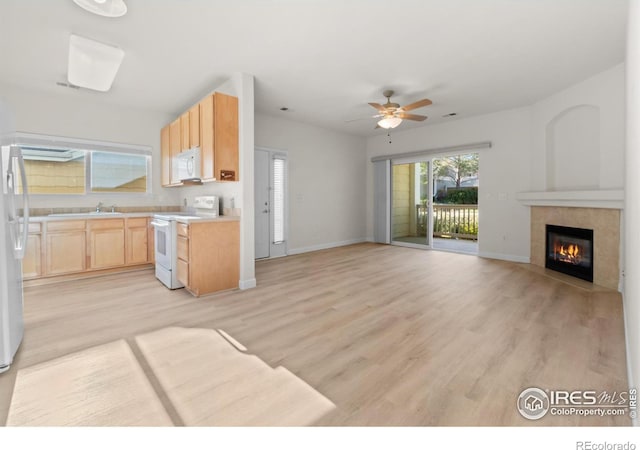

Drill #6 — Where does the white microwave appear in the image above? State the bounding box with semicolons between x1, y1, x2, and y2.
177;147;201;181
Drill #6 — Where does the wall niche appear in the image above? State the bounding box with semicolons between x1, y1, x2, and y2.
545;105;600;191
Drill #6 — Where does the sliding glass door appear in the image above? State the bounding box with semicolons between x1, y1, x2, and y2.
391;160;430;248
431;154;479;254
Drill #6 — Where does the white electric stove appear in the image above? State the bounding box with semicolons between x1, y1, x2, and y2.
150;196;219;289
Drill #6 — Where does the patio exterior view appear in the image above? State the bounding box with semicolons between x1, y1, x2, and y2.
392;154;479;254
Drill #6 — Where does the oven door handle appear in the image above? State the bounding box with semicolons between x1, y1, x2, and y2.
150;221;170;228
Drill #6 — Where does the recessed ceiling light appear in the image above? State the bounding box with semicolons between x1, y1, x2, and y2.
68;34;125;92
72;0;127;18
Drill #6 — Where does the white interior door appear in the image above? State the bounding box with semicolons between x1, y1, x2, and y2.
254;149;270;259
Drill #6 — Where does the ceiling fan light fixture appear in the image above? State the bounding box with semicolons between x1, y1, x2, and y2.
72;0;127;18
377;116;402;129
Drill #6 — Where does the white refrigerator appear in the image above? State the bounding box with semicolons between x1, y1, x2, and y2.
0;144;29;373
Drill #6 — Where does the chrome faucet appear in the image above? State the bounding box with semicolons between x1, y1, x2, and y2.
95;202;103;213
110;205;116;213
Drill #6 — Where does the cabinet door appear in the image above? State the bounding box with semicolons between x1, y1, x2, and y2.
200;95;215;181
189;104;200;148
180;111;190;151
177;258;189;288
169;118;181;184
214;93;239;181
147;219;155;263
127;226;148;265
46;232;86;275
161;124;171;187
90;228;125;269
22;234;42;279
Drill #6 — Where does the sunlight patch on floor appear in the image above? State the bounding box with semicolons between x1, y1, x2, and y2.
6;340;172;426
135;327;336;426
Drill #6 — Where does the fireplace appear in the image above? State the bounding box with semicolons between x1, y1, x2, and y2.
545;224;594;282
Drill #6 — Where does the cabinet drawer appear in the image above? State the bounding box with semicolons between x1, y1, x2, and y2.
47;220;86;232
177;223;189;237
177;236;189;261
89;218;125;229
177;258;189;287
28;222;41;233
127;217;148;228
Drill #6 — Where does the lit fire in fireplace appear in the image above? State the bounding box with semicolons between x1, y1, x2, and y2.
553;241;583;265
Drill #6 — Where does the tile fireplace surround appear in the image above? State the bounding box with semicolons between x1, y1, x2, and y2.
530;206;620;290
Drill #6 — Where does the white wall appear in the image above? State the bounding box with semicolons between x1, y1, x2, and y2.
366;107;533;262
624;0;640;426
0;100;15;136
530;64;625;191
255;113;367;253
0;82;178;208
177;73;256;289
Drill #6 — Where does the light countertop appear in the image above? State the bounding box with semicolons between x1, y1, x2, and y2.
28;212;156;222
28;212;241;223
175;216;240;224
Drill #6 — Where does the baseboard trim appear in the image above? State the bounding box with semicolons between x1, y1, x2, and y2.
238;278;257;290
288;238;367;255
478;251;530;264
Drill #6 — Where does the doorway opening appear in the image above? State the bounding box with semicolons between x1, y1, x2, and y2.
390;152;479;254
255;148;288;259
431;153;479;254
391;161;430;248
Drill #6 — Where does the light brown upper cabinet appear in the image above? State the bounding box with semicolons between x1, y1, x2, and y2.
214;93;239;182
180;111;190;151
169;118;181;185
161;91;238;186
199;95;215;181
189;104;200;148
160;125;171;187
200;92;239;182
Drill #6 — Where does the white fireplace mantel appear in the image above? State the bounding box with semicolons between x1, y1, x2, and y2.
515;190;624;209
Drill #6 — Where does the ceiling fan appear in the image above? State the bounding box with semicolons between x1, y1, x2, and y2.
366;90;432;129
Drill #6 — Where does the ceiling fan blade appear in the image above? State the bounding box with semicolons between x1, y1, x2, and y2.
397;112;427;121
400;98;432;111
368;102;387;112
374;124;381;129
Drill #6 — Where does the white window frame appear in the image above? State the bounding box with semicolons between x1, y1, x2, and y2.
12;132;153;197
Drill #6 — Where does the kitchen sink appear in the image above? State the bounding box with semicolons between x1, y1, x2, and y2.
48;212;124;217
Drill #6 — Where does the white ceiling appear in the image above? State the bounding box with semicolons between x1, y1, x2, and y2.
0;0;628;137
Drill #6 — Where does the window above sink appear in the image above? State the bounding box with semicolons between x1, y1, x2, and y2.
7;132;152;196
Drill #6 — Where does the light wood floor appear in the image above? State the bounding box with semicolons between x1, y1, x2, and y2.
0;243;630;426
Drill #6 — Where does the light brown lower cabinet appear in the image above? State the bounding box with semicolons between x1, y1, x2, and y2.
89;219;126;269
126;218;149;265
22;233;42;280
176;220;239;297
46;233;87;275
147;218;155;263
25;217;154;281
